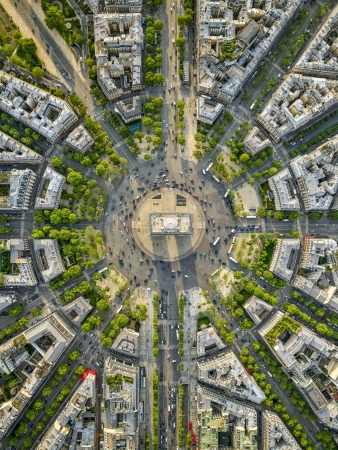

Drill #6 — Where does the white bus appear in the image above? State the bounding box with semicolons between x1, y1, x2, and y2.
116;305;123;313
224;189;230;198
213;237;220;246
206;162;213;172
213;175;220;183
250;102;255;110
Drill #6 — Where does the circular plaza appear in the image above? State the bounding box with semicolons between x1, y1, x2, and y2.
132;188;206;262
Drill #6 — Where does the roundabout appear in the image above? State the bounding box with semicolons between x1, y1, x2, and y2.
132;188;206;262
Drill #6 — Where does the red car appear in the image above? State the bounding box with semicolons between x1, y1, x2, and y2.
188;422;192;430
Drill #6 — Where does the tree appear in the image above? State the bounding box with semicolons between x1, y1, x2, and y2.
31;229;45;239
9;306;24;318
42;386;52;397
15;421;28;437
242;91;251;101
153;73;164;85
2;44;14;56
274;211;284;220
239;153;250;163
25;409;36;420
102;337;112;347
142;117;153;127
32;67;45;78
58;364;69;376
19;38;37;57
309;212;323;220
33;398;44;411
52;157;63;168
69;350;80;361
289;211;300;221
234;271;242;280
45;6;66;32
153;20;163;30
67;169;83;186
256;206;266;218
74;365;85;376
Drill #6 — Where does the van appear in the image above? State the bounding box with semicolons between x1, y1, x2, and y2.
173;39;175;44
167;355;170;359
203;169;206;175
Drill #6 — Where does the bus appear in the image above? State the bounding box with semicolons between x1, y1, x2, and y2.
213;237;220;246
116;305;123;313
213;175;220;183
206;162;213;172
224;189;230;198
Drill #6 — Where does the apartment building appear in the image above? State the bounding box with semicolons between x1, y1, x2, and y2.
0;71;77;143
259;312;338;428
262;411;301;450
269;239;301;282
2;239;37;286
102;357;139;450
0;131;44;164
35;165;66;210
268;168;300;211
243;126;272;156
197;97;223;125
94;14;143;100
115;96;142;123
244;296;274;326
0;313;75;437
0;169;36;210
197;385;258;450
65;124;94;154
289;140;338;212
33;239;65;282
197;325;226;357
196;0;301;102
197;350;266;403
37;371;96;450
257;75;338;142
105;0;142;14
294;5;338;79
62;296;93;326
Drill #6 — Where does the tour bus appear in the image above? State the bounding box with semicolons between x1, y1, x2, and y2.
213;237;220;246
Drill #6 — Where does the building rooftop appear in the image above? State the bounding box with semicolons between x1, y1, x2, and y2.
197;325;226;357
0;71;77;143
65;124;94;154
115;96;142;123
37;372;96;450
0;313;75;437
289;138;338;212
62;296;93;326
268;168;300;211
35;165;66;210
94;14;143;100
197;0;301;102
111;327;139;356
244;296;274;325
0;169;36;210
197;385;258;450
294;5;338;79
269;239;301;282
0;131;44;164
259;312;338;428
105;0;142;13
197;350;266;403
3;239;37;286
0;293;16;312
262;410;301;450
33;239;65;282
243;126;272;156
257;75;338;142
197;97;223;125
102;357;139;450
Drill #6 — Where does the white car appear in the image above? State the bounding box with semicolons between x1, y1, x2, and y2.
120;231;124;236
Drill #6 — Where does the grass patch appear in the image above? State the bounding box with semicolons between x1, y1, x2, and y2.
197;316;211;330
